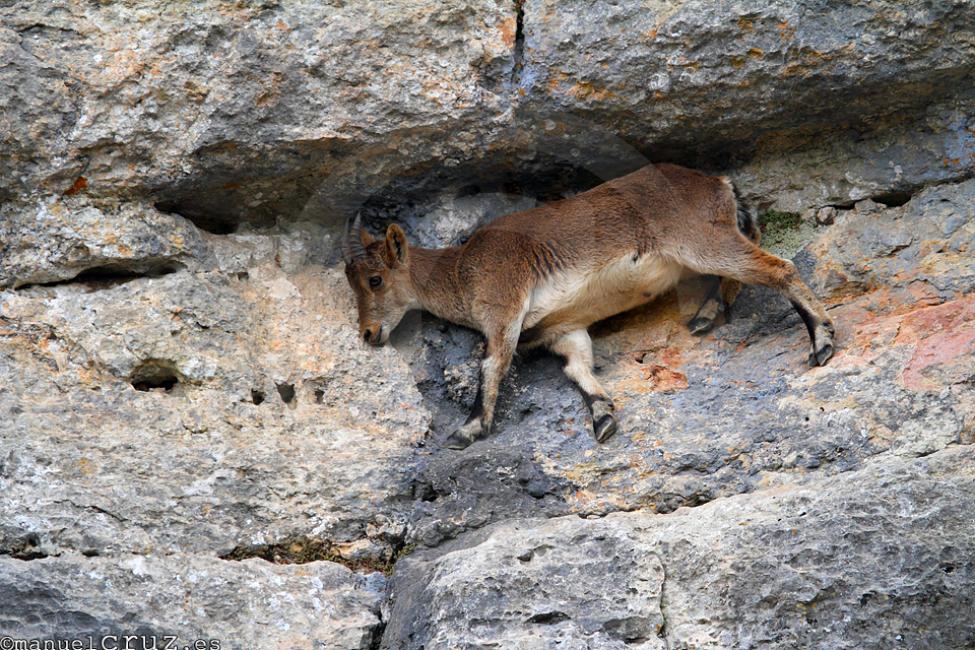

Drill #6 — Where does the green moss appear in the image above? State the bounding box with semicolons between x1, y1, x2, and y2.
759;209;816;258
759;209;802;231
391;543;417;574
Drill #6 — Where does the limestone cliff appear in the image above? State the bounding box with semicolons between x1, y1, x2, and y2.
1;1;974;648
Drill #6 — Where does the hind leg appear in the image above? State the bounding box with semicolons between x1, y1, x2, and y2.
688;276;736;334
689;213;759;334
551;329;618;443
692;234;835;366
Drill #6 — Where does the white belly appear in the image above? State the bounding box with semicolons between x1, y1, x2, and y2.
524;252;685;330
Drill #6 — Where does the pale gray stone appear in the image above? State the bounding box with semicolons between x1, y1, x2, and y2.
384;447;975;650
2;1;975;645
0;197;206;289
2;1;974;225
0;554;385;650
815;206;837;225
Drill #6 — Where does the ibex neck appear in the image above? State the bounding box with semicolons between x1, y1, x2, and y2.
408;246;470;325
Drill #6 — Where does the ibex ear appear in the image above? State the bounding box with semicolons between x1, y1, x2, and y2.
360;228;376;247
384;224;409;267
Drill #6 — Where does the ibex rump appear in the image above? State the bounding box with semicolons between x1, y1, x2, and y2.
343;163;835;449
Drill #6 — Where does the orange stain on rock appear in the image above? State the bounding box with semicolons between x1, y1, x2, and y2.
645;13;675;41
825;290;975;384
640;364;689;392
896;296;975;391
547;71;569;91
499;16;517;47
659;346;683;367
64;176;88;195
824;285;950;372
566;80;616;102
77;458;95;476
894;295;975;345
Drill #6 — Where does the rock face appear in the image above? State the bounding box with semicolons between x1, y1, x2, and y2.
385;447;975;649
2;1;974;224
0;258;428;561
0;0;516;226
2;0;974;647
0;553;386;649
0;197;206;288
398;179;975;548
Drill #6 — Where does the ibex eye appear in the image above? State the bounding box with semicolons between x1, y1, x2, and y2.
368;276;383;289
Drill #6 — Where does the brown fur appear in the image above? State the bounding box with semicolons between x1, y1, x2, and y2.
344;163;835;449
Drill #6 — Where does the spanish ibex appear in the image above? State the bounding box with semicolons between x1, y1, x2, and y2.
343;163;835;449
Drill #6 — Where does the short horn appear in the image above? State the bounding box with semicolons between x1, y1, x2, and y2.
343;212;367;262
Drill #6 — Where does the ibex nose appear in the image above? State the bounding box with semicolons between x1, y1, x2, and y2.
362;324;385;346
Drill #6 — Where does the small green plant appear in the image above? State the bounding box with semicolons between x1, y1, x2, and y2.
759;209;802;232
759;209;807;256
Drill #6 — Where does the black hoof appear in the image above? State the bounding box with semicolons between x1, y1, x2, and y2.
688;316;715;336
809;343;834;367
443;418;487;450
594;413;618;443
443;431;475;450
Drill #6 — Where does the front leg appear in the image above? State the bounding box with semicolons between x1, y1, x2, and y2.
444;381;484;449
444;325;520;450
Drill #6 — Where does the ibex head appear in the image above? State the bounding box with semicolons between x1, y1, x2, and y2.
342;213;413;346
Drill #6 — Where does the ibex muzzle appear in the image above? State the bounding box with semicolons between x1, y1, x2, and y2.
343;163;835;449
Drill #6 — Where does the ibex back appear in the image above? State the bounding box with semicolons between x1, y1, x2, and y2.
343;163;835;449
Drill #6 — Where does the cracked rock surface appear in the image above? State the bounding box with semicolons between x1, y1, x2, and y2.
2;0;974;223
384;446;975;649
1;0;975;647
0;553;386;649
2;176;973;648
